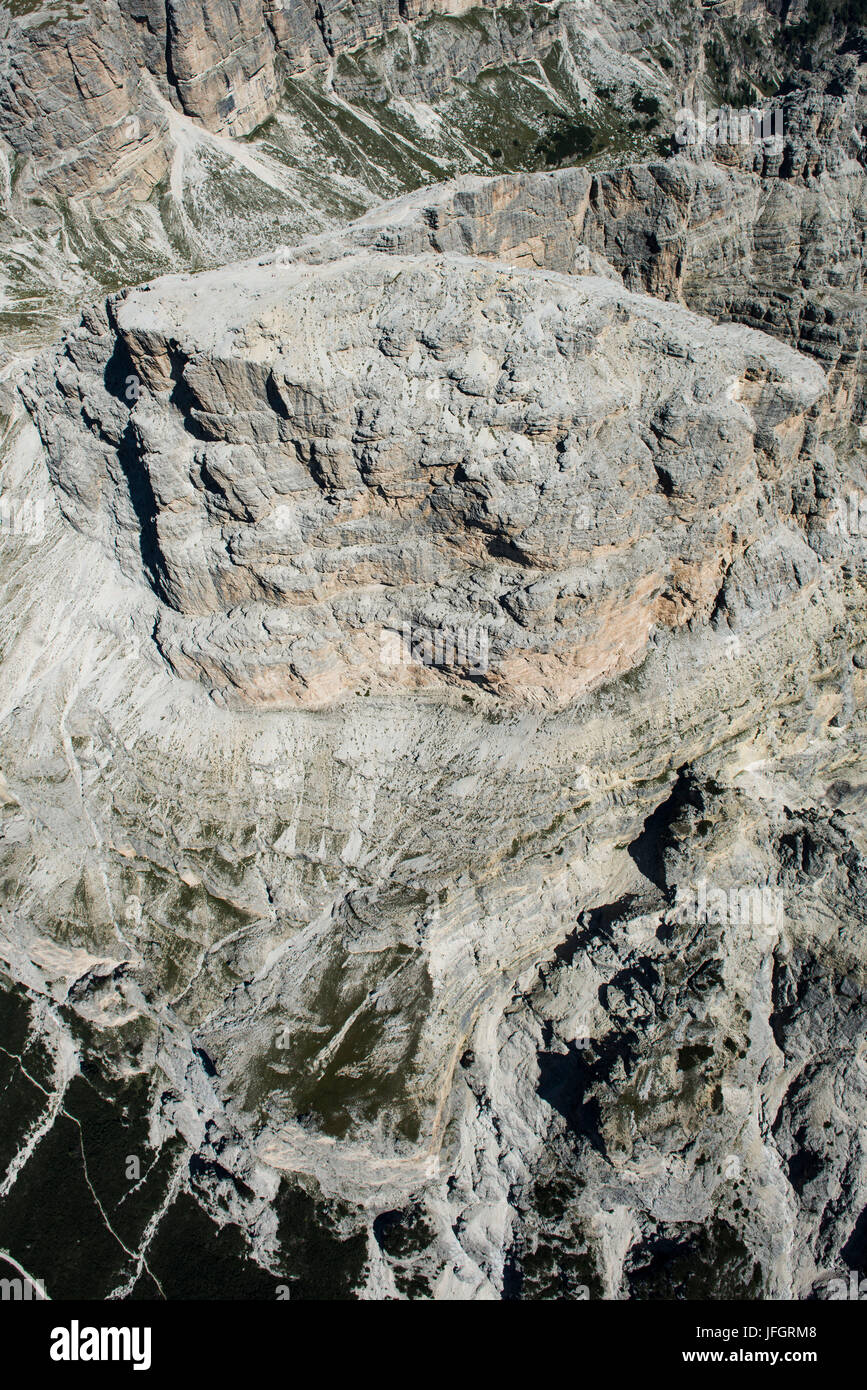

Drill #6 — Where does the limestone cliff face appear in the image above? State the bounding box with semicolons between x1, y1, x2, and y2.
299;97;866;414
0;0;169;200
160;0;280;133
587;95;867;415
5;0;840;363
28;242;827;709
3;297;867;1294
0;0;519;170
2;0;867;1307
4;146;866;1299
0;0;685;199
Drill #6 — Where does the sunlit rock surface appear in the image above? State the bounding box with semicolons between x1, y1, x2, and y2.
1;0;867;1303
26;240;827;708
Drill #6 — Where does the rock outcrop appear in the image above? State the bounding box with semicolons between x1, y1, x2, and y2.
28;241;829;708
2;0;867;1307
0;0;169;201
0;0;676;351
293;93;867;412
0;0;575;181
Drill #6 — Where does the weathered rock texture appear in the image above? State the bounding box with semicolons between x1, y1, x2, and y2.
28;241;831;710
6;0;851;363
2;0;867;1307
0;0;677;353
0;1;584;176
296;92;867;412
0;0;169;200
2;337;867;1294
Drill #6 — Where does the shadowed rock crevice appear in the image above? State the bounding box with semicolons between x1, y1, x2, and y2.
628;770;703;891
624;1220;763;1300
114;420;170;601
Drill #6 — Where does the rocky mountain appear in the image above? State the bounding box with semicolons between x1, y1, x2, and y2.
1;0;866;1302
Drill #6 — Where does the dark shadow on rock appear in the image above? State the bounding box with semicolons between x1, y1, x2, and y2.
625;1219;763;1300
537;1031;641;1158
841;1204;867;1276
103;338;172;600
115;420;169;600
628;768;703;890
